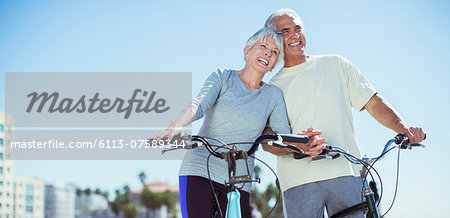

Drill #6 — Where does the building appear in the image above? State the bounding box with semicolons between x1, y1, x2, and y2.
13;177;45;218
0;112;46;218
45;184;76;218
0;112;14;217
76;191;109;215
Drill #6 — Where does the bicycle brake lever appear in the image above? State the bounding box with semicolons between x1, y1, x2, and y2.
402;143;426;150
269;134;306;153
309;153;341;161
308;146;340;162
161;142;199;154
161;147;180;154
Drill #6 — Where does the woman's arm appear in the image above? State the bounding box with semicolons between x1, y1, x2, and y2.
153;68;229;140
153;108;194;140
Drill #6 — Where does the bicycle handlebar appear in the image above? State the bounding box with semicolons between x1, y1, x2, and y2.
160;134;309;158
248;134;309;156
327;133;426;164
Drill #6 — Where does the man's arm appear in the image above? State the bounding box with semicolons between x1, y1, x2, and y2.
261;127;291;156
261;127;326;156
363;93;425;143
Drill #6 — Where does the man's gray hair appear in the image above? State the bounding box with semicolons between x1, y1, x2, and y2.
244;27;284;67
264;8;304;30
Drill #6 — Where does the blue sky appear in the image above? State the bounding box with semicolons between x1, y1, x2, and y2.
1;0;449;217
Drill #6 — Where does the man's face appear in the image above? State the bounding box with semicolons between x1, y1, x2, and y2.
272;15;306;59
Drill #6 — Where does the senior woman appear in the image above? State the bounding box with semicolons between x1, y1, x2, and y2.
154;28;323;218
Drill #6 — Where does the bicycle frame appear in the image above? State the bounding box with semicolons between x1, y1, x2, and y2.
225;186;242;218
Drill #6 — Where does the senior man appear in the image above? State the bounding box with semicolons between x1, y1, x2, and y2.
263;8;425;218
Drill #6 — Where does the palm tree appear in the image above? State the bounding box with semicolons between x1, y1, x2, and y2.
263;183;283;217
123;204;138;218
110;201;121;218
141;188;158;218
95;188;102;195
123;184;131;204
84;188;91;196
110;189;123;218
160;190;176;217
102;191;109;200
254;165;261;180
251;166;265;214
138;171;151;217
139;171;147;187
123;185;131;194
76;188;83;196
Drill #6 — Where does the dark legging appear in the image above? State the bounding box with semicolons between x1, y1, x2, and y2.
179;175;252;218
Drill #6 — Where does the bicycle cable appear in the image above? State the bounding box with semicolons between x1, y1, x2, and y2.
204;137;231;218
253;155;281;218
367;146;396;207
205;137;253;190
204;138;254;218
206;153;224;218
332;150;383;207
335;142;401;216
382;146;401;217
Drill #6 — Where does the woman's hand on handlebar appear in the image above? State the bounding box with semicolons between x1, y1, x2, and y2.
153;122;185;141
153;109;194;141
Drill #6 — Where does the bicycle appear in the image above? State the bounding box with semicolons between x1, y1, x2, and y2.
294;133;426;218
160;133;310;218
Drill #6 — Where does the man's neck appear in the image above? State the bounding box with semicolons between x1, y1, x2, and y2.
284;54;307;68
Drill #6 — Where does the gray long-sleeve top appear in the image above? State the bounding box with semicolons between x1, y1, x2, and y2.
179;68;291;192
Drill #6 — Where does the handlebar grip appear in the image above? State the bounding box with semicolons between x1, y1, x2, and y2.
188;142;199;149
285;144;303;153
279;134;309;144
293;153;309;159
395;133;427;149
409;143;423;147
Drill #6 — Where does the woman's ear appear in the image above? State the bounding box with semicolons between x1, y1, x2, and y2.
244;46;249;61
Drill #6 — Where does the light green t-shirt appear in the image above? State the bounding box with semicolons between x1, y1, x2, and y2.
270;54;377;192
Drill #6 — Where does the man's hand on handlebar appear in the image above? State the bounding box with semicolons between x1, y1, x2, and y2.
403;126;425;143
297;127;327;158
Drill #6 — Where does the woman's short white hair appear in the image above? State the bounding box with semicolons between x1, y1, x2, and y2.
244;27;284;67
264;8;304;30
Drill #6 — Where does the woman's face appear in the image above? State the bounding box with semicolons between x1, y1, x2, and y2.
244;37;280;73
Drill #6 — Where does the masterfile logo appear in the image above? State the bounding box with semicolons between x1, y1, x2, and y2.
26;89;170;119
5;72;192;160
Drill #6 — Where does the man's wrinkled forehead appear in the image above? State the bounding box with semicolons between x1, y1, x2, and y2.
273;15;303;30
